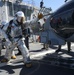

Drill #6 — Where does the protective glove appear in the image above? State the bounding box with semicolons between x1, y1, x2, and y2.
38;13;43;19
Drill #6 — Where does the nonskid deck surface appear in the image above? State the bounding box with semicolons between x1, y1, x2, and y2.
0;43;74;75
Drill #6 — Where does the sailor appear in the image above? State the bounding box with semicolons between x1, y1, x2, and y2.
1;11;43;68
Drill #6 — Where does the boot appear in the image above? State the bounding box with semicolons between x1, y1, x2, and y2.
55;45;61;52
24;57;32;68
25;62;32;68
11;56;16;59
0;58;9;63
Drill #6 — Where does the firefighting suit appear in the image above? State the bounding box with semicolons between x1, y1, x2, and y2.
2;11;43;65
3;20;30;64
4;19;39;64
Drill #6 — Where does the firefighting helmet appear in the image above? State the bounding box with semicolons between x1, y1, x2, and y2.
15;11;25;23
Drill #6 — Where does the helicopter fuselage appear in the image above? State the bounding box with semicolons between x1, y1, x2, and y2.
50;1;74;39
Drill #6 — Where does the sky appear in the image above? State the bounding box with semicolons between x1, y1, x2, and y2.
23;0;65;12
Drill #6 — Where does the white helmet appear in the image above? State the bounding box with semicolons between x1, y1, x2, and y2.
15;11;25;23
16;11;25;17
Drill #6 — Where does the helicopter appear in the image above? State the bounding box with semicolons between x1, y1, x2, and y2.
31;0;74;45
45;0;74;45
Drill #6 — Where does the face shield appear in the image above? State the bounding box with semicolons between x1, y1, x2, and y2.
17;16;25;23
15;11;25;24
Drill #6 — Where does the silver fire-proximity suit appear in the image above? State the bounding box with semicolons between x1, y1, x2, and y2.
3;11;39;64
